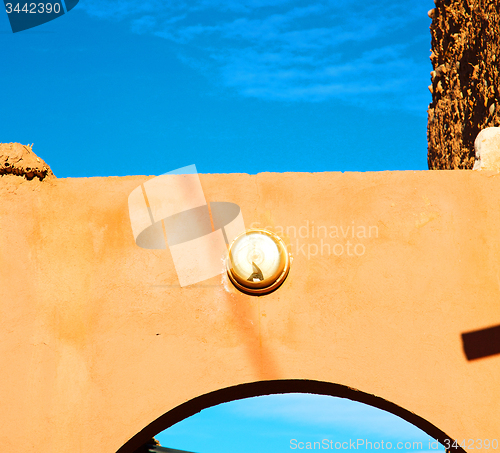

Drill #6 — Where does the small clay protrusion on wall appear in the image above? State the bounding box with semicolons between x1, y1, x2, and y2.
0;143;55;180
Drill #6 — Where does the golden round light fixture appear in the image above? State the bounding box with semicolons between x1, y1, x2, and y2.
226;229;291;295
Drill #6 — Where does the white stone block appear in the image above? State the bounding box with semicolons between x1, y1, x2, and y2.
473;127;500;170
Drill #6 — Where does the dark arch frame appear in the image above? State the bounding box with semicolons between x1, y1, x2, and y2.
116;380;465;453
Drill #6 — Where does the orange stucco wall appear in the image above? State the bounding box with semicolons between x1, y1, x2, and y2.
0;171;499;453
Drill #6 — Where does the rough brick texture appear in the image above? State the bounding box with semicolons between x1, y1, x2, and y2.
427;0;500;169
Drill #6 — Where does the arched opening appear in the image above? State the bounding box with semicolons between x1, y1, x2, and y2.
116;380;465;453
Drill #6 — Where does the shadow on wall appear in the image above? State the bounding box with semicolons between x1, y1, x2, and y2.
118;380;466;453
462;324;500;361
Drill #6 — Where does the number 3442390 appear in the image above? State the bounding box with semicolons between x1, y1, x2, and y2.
444;439;499;450
5;3;61;13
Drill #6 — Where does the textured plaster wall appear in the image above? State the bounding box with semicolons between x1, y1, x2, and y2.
0;171;499;453
427;0;500;169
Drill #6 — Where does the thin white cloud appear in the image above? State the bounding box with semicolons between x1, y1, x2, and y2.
79;0;431;110
130;15;157;34
80;0;164;20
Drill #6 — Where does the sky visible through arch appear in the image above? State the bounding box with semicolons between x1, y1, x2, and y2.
2;0;444;451
156;393;445;453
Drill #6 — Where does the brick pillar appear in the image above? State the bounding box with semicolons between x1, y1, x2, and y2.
427;0;500;169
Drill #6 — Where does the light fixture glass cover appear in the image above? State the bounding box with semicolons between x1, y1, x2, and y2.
227;229;290;295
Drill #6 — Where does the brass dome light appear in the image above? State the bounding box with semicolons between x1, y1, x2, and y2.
226;229;291;295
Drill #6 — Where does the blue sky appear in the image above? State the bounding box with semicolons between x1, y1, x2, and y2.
157;394;444;453
1;1;443;451
1;0;433;177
